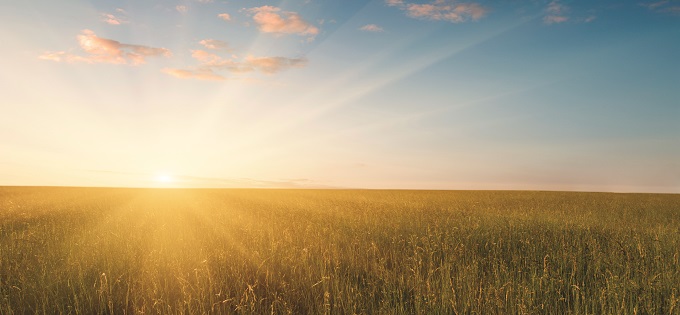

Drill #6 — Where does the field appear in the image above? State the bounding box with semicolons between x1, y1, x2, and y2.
1;187;679;314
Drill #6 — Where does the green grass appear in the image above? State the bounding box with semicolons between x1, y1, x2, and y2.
1;187;679;314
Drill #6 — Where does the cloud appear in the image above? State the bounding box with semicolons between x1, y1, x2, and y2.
543;0;569;24
39;29;171;65
543;15;568;24
244;56;307;73
245;6;319;39
388;0;487;23
665;6;680;14
643;1;669;10
162;68;226;81
642;1;680;15
176;5;188;13
191;50;223;63
195;0;213;3
165;48;307;81
101;12;127;25
386;0;404;6
199;39;232;51
359;24;385;32
218;13;231;21
38;51;92;63
584;15;597;23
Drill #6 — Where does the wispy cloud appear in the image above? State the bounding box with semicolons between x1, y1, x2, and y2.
218;13;231;21
164;44;307;81
164;56;307;80
101;10;128;25
643;1;669;10
191;50;223;63
244;6;320;40
162;68;226;81
665;6;680;14
39;29;171;65
176;5;188;13
245;56;307;74
642;1;680;15
360;24;385;32
199;39;232;51
583;15;597;23
543;0;569;24
387;0;487;23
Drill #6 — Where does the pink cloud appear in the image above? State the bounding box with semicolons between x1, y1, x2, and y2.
386;0;404;6
101;13;127;25
404;1;487;23
176;5;188;13
244;56;307;74
360;24;384;32
191;50;224;64
546;0;567;15
544;1;569;24
218;13;231;21
38;51;92;63
166;48;307;81
543;15;568;24
39;29;171;65
407;4;437;17
199;39;231;51
245;6;319;39
163;68;225;81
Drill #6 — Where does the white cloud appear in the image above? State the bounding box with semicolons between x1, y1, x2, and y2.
176;5;188;13
101;12;127;25
643;1;669;10
359;24;384;32
642;1;680;15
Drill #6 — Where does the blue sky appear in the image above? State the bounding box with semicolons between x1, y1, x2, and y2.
0;0;678;192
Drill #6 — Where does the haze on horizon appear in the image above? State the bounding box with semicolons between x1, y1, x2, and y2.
0;0;678;193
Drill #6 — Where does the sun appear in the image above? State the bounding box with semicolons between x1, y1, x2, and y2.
154;173;174;183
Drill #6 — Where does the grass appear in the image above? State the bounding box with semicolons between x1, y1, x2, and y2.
1;187;679;314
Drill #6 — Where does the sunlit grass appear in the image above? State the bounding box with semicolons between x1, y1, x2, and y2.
1;187;679;314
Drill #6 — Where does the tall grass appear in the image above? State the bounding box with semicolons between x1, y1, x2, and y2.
1;187;679;314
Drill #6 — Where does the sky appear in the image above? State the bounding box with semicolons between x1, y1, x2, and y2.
0;0;678;192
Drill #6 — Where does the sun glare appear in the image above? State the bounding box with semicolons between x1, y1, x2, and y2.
154;174;174;183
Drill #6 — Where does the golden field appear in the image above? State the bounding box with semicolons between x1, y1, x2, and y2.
1;187;679;314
